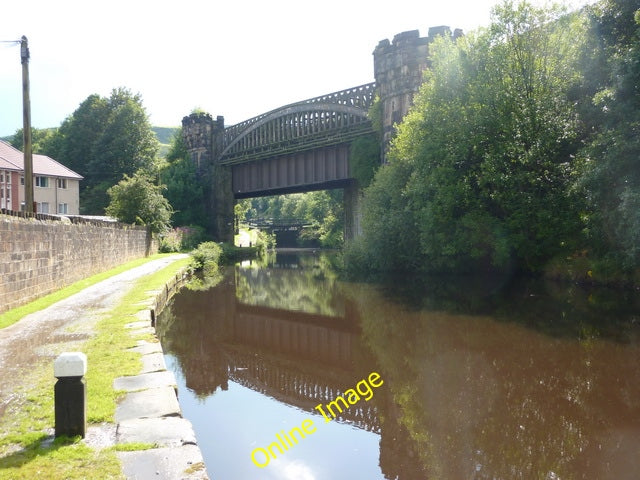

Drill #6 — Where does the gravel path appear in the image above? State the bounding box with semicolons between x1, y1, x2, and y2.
0;254;187;420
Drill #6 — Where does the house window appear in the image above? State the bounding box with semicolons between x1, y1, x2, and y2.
57;178;67;189
35;176;49;188
21;176;24;185
58;203;68;214
37;202;50;214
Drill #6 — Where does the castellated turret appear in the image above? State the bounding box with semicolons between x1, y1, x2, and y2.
181;112;233;242
181;113;225;173
373;27;463;159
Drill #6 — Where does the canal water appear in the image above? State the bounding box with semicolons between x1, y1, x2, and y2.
156;251;640;480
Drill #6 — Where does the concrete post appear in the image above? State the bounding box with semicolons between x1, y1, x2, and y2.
54;352;87;438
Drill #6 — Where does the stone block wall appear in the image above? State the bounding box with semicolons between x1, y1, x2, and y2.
0;211;154;314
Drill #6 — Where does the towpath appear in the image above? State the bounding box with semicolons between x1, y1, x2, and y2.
0;255;185;419
0;254;208;479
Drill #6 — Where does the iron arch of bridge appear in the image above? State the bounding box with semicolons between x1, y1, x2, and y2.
219;82;376;166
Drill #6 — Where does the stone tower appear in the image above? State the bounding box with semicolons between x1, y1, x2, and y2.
373;27;462;160
181;113;234;242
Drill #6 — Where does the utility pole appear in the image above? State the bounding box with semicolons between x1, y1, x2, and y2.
21;35;34;213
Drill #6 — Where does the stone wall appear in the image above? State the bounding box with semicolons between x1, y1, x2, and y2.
0;211;154;314
373;27;463;159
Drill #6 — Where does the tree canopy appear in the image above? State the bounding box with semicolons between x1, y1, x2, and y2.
346;0;640;278
159;128;208;230
105;172;172;233
30;88;160;214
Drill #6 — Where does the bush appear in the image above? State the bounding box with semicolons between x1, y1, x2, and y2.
255;230;276;254
158;229;183;253
179;225;208;250
190;242;223;275
158;226;209;253
342;236;375;278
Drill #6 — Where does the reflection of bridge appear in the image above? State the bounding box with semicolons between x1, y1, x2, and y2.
182;28;460;242
230;301;380;432
161;266;381;433
226;345;381;434
246;217;313;233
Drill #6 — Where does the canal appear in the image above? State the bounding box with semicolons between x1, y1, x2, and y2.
156;251;640;480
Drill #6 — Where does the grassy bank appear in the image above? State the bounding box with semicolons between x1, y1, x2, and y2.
0;254;191;480
0;255;179;330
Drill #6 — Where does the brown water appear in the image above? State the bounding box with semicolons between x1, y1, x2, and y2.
157;252;640;480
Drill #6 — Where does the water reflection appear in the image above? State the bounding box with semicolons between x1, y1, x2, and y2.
158;252;640;480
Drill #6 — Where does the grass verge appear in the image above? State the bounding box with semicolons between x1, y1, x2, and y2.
0;254;191;480
0;254;178;330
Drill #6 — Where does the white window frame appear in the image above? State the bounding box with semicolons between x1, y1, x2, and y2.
35;176;50;188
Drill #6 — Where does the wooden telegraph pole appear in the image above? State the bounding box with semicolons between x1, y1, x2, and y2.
21;35;34;213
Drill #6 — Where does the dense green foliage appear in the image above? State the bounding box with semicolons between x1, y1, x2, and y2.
159;128;208;230
350;134;381;188
346;0;640;280
10;88;160;214
241;190;345;248
105;172;172;233
576;0;640;271
60;88;159;213
9;127;60;154
190;241;223;273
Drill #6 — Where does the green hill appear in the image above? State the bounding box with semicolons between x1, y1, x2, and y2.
152;126;179;158
152;126;179;144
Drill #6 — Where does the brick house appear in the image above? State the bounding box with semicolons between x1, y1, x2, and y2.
0;140;83;215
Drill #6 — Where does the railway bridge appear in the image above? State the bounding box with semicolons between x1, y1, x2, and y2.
182;27;461;242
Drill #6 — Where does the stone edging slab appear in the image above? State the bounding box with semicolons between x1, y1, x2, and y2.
113;268;209;479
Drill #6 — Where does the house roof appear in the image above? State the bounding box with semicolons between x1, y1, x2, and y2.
0;140;83;180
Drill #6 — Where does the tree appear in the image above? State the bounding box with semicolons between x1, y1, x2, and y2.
245;191;345;248
576;0;640;270
9;127;61;155
350;134;380;188
90;88;158;185
56;94;110;176
105;172;172;233
53;88;159;214
352;1;588;274
159;128;208;229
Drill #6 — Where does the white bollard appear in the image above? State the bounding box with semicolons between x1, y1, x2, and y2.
54;352;87;438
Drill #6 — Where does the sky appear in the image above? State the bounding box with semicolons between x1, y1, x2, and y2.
0;0;595;137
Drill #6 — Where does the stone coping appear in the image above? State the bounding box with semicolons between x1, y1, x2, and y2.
113;270;209;479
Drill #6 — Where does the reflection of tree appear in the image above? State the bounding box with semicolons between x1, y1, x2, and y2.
376;273;640;342
156;270;234;398
345;282;640;480
235;253;344;317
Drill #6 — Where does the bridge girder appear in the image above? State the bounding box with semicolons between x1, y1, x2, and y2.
219;82;376;165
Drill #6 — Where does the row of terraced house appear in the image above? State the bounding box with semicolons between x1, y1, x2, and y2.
0;140;82;215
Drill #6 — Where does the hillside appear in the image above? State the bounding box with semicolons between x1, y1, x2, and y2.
152;126;179;158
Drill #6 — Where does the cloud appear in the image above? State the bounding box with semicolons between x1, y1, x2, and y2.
272;459;316;480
